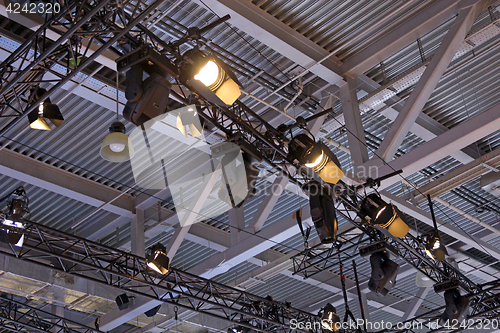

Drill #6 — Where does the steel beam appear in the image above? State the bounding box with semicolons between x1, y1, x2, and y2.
341;0;461;76
375;1;487;162
401;287;431;321
246;175;288;233
373;102;500;190
339;75;369;171
0;148;133;217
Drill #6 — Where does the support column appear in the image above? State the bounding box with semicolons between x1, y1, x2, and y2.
401;287;431;321
229;207;245;246
131;208;145;257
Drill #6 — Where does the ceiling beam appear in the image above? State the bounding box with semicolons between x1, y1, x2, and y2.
375;0;487;162
340;0;461;77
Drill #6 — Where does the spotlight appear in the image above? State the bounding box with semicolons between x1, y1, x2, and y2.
100;121;134;162
309;182;337;244
175;105;204;137
144;304;161;317
0;186;28;247
423;230;448;261
321;303;341;332
227;326;250;333
28;88;63;130
146;243;170;275
115;293;130;310
368;251;399;296
440;288;469;324
424;194;447;261
288;134;343;184
359;194;409;238
180;50;241;106
212;139;261;208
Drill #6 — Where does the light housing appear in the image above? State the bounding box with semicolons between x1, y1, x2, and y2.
309;182;337;244
100;121;134;162
440;288;469;325
321;303;340;332
181;50;241;106
144;304;161;317
0;187;28;247
359;194;409;238
288;134;343;184
423;230;448;262
28;97;64;131
146;243;170;275
368;251;399;296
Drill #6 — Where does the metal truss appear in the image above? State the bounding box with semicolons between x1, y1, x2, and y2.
0;219;330;333
0;294;100;333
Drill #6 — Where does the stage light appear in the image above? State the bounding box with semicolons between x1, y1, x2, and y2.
28;89;64;131
288;134;343;184
115;294;130;310
100;121;134;162
368;251;399;296
441;288;469;324
145;304;161;317
321;303;341;332
181;50;241;106
146;243;170;275
359;194;409;238
309;182;337;244
0;186;28;247
227;326;250;333
176;105;204;137
424;195;447;261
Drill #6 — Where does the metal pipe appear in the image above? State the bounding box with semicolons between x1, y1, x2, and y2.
240;89;295;121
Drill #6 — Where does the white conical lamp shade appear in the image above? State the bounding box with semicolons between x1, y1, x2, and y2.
100;131;134;162
416;268;435;288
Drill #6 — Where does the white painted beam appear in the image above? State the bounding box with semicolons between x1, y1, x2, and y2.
339;75;369;171
341;0;461;76
375;0;487;161
402;287;431;321
373;102;500;190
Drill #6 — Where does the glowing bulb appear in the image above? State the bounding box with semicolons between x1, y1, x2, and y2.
433;239;441;250
147;261;162;274
375;206;387;220
38;103;44;115
422;276;431;281
305;151;324;168
109;143;125;153
194;61;220;87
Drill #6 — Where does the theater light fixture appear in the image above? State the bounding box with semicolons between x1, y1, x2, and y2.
146;243;170;275
28;88;63;130
359;194;409;238
320;303;341;332
288;134;343;184
176;105;204;137
181;50;241;106
309;182;337;244
0;186;28;247
368;251;399;296
441;288;469;324
227;326;251;333
145;304;161;317
100;121;134;162
423;195;448;261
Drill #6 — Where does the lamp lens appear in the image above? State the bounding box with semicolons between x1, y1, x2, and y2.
305;151;324;168
147;261;162;274
110;143;126;153
194;61;220;87
375;206;387;220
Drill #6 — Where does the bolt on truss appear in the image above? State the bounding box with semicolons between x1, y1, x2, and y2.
0;294;101;333
0;219;327;333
